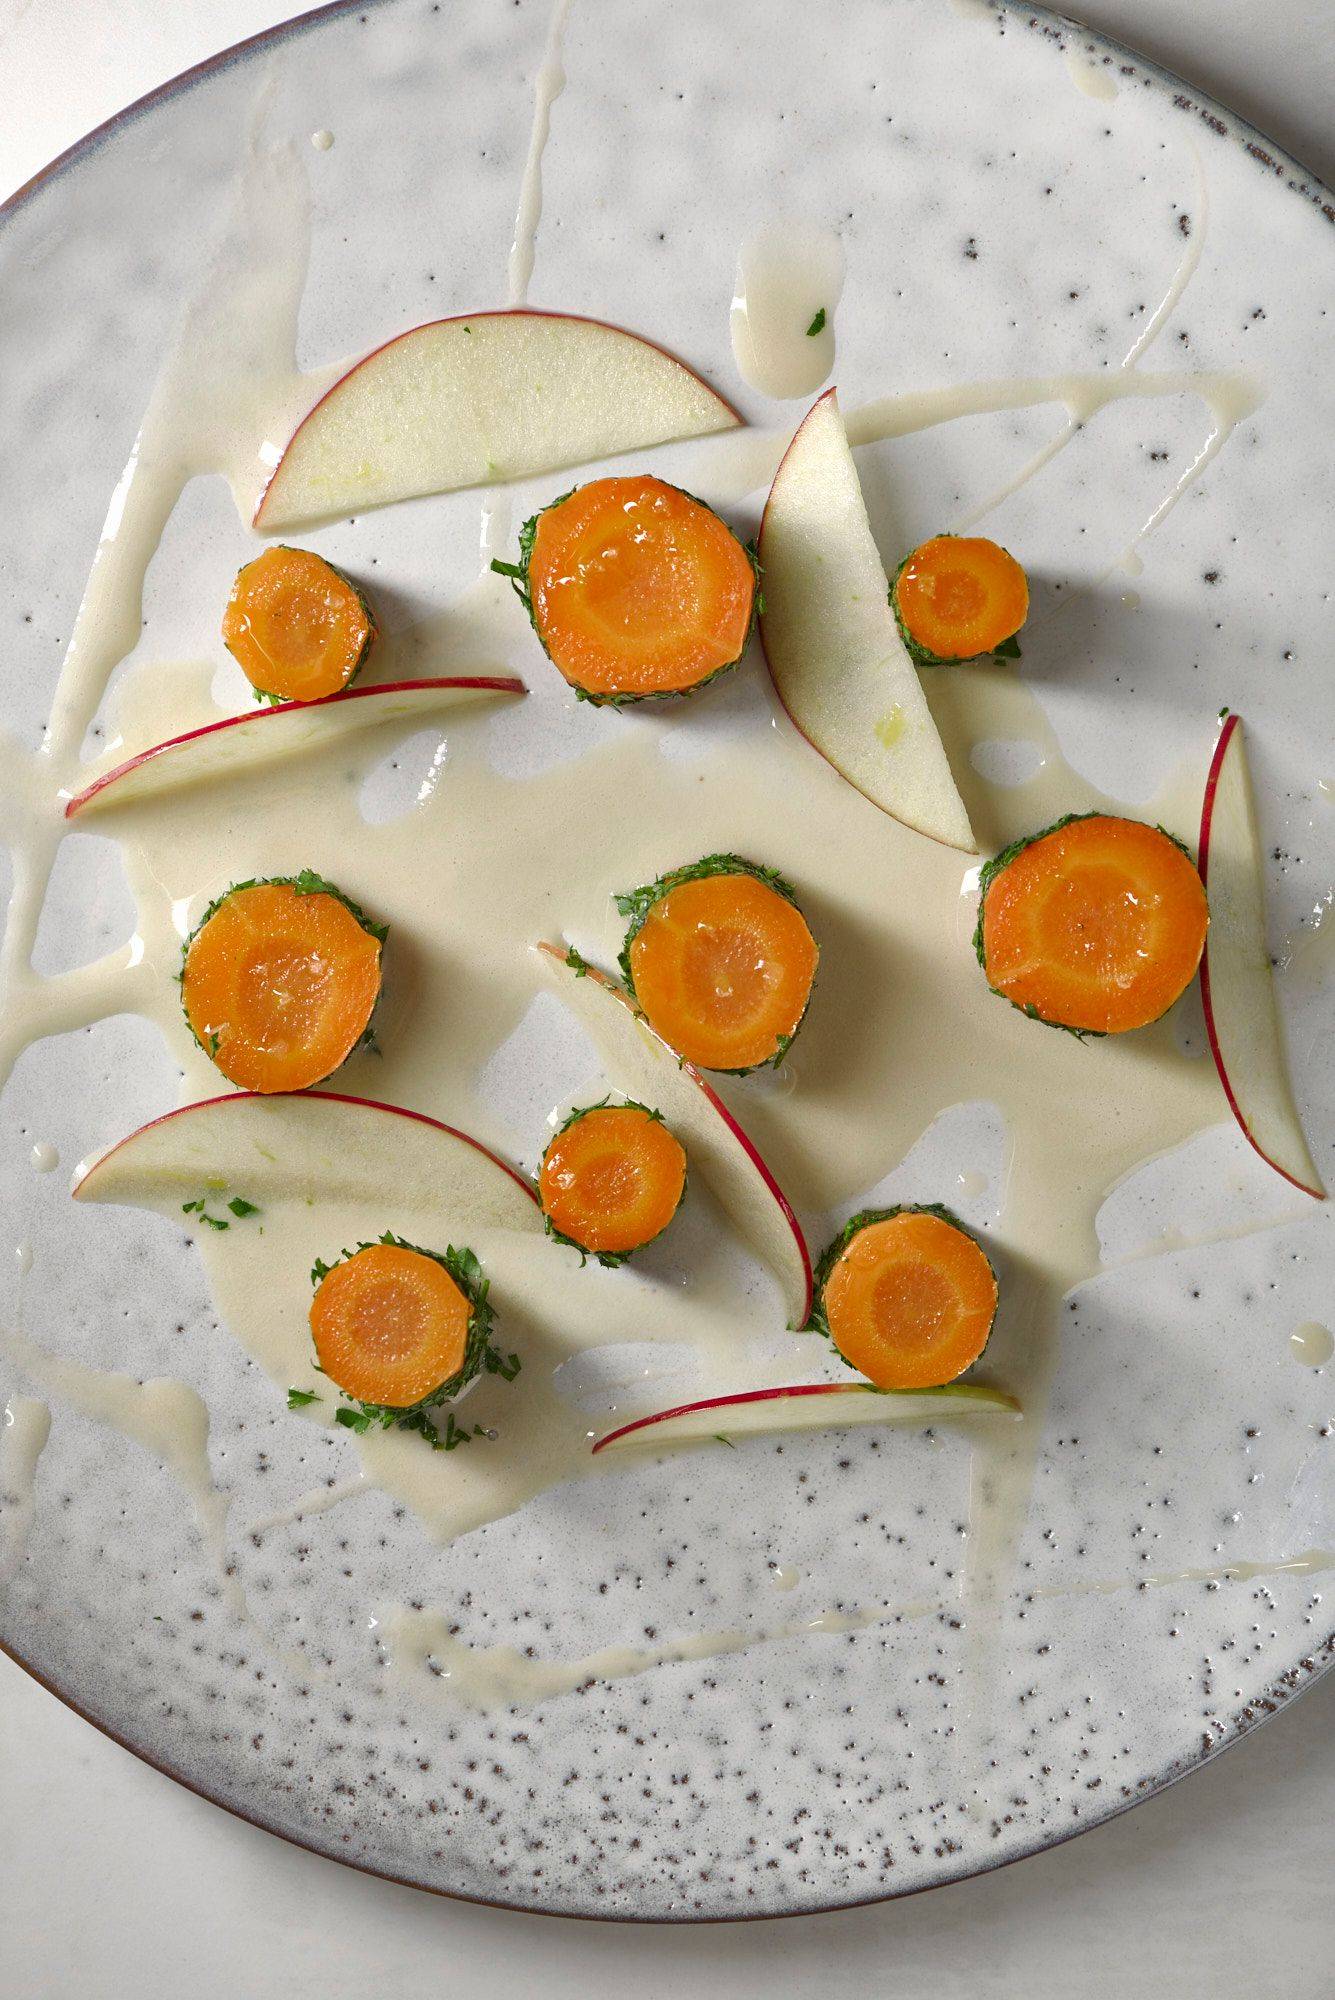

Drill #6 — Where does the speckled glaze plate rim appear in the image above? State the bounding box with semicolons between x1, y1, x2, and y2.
2;0;1331;1924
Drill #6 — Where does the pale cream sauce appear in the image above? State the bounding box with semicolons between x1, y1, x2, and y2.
381;1544;1335;1713
0;88;1309;1716
1064;49;1119;104
507;0;572;306
0;1316;239;1611
730;221;845;400
1290;1322;1334;1367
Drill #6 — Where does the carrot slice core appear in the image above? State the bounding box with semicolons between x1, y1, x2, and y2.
979;814;1208;1034
894;535;1028;661
540;1104;687;1256
528;475;756;700
627;871;818;1071
822;1210;997;1390
222;546;376;702
310;1242;470;1407
182;880;383;1092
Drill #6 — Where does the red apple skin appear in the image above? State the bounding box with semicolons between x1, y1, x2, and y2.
1197;713;1325;1202
253;309;744;529
63;677;525;819
71;1088;541;1208
537;944;813;1322
592;1382;874;1454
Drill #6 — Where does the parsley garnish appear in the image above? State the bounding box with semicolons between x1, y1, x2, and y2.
287;1387;320;1409
805;307;826;337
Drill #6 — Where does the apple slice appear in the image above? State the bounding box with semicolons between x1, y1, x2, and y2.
593;1380;1019;1453
758;388;976;853
65;676;524;819
537;943;813;1324
254;311;742;529
1198;714;1326;1200
73;1089;543;1229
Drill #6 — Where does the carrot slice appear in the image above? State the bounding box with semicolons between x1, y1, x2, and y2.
808;1206;998;1391
222;545;377;703
976;813;1208;1035
619;855;819;1072
181;871;385;1092
307;1236;516;1448
892;534;1028;664
539;1101;687;1263
498;475;758;704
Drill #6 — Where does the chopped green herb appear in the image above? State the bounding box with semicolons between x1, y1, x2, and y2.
805;307;826;337
714;1432;736;1448
227;1196;261;1218
287;1387;321;1409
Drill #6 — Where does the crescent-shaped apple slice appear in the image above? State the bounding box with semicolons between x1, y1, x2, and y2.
758;388;976;853
1198;714;1327;1199
537;943;812;1324
72;1089;543;1229
254;310;742;530
64;676;524;818
592;1380;1019;1454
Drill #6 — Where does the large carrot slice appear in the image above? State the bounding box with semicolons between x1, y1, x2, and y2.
976;813;1208;1035
222;545;377;703
807;1205;998;1391
619;854;819;1072
309;1235;515;1446
495;475;758;704
181;871;385;1092
539;1100;687;1264
891;534;1028;665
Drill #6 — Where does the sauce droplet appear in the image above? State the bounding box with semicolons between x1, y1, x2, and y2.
310;130;334;152
1291;1322;1333;1367
29;1142;58;1173
730;221;844;400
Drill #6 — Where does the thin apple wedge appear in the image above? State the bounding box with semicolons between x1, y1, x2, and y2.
758;388;976;853
73;1089;543;1228
1198;714;1326;1199
254;310;741;529
537;943;813;1324
65;676;524;819
592;1380;1019;1454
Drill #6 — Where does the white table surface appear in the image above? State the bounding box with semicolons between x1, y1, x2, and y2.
2;4;1332;1994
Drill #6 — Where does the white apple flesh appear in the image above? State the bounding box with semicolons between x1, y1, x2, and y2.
73;1089;543;1229
64;676;524;819
537;943;813;1325
758;388;976;853
254;310;741;529
592;1380;1019;1453
1198;713;1326;1199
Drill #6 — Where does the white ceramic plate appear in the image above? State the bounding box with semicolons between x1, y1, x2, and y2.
0;0;1331;1920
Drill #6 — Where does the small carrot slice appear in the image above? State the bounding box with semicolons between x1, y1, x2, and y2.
619;854;819;1072
222;545;377;703
539;1101;687;1264
976;812;1208;1035
892;534;1028;664
181;871;385;1092
499;475;757;704
312;1239;472;1407
808;1206;998;1391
